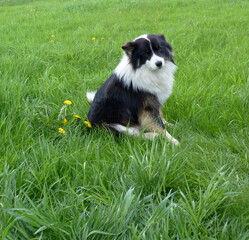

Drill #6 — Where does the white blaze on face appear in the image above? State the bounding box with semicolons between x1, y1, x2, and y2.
146;54;165;70
134;34;165;71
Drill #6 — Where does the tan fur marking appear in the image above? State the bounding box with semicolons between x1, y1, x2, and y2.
138;110;164;133
138;109;180;145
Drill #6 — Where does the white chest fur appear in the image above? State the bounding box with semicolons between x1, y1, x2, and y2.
114;55;177;105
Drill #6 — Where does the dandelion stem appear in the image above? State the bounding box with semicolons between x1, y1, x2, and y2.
58;105;67;120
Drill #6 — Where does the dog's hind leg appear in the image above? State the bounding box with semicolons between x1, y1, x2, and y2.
86;91;96;104
105;123;179;145
105;124;141;137
143;132;160;139
139;110;180;145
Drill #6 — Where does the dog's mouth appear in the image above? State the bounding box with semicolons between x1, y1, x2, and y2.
148;65;163;71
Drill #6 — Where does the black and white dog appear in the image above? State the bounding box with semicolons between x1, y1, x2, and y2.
86;34;179;145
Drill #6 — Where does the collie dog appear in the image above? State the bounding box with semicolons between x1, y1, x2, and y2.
86;34;179;145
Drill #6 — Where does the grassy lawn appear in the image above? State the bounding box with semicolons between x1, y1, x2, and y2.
0;0;249;239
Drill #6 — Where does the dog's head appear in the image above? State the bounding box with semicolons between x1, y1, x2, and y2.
121;34;175;71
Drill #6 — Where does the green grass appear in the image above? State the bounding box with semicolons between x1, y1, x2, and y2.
0;0;249;239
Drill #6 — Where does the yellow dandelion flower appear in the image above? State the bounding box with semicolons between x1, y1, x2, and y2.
62;118;68;125
50;40;55;44
100;37;105;40
51;35;56;38
91;37;96;40
63;100;72;105
73;115;81;119
58;127;66;134
84;121;92;128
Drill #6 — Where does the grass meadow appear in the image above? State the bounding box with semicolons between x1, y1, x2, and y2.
0;0;249;239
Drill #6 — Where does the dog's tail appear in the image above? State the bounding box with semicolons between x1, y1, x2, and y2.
86;91;96;104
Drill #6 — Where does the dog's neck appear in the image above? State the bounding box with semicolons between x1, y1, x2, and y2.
114;55;177;105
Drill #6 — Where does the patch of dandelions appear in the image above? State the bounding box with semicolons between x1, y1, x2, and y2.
57;100;91;136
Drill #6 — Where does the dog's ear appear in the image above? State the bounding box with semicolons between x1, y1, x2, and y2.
121;41;135;57
159;34;167;41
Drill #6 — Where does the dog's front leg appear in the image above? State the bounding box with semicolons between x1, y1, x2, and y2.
139;110;179;145
144;130;179;145
160;110;175;127
165;131;180;146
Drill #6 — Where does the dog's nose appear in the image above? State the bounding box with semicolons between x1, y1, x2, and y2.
155;61;162;68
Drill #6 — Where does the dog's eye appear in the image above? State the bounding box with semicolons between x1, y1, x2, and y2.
155;45;161;51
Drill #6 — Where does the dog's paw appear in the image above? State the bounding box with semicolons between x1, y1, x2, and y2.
143;132;159;140
165;131;180;146
171;138;180;146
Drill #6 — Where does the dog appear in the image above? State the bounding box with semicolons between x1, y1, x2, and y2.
86;34;179;145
